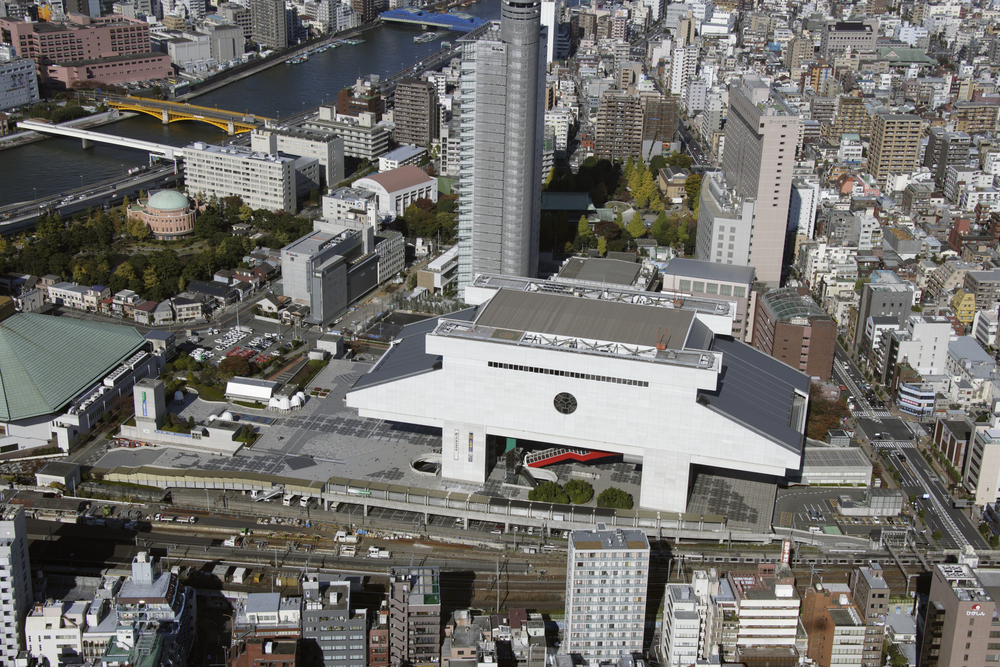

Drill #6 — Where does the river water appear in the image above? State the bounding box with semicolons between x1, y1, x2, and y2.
0;0;500;206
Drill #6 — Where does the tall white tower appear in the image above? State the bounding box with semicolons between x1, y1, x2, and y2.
565;526;649;662
455;0;546;296
0;504;32;663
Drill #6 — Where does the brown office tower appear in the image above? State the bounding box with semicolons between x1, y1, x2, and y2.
337;77;383;121
641;93;679;147
751;287;837;379
351;0;379;24
394;80;439;148
389;567;441;667
867;111;922;186
850;563;890;667
801;584;865;667
919;561;1000;667
369;601;390;667
594;89;643;161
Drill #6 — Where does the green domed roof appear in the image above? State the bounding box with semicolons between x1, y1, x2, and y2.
146;190;189;211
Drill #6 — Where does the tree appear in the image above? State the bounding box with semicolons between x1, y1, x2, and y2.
596;487;633;509
563;479;594;504
627;214;647;239
218;355;252;377
684;174;702;210
806;385;851;440
528;481;570;504
666;151;693;169
597;236;607;256
143;265;159;292
614;209;625;229
577;215;591;239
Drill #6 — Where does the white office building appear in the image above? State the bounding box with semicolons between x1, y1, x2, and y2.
661;584;701;667
25;600;89;667
0;505;32;663
347;275;808;512
184;142;297;212
0;58;39;111
565;526;649;663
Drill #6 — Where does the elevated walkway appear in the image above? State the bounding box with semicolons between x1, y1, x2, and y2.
17;120;186;159
524;447;615;468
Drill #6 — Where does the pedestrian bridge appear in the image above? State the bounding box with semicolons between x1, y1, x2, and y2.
104;96;271;134
17;120;186;159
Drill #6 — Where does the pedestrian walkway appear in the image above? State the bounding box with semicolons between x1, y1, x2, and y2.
270;357;308;385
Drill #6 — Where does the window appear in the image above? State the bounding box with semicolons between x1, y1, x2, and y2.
678;279;691;290
693;281;704;292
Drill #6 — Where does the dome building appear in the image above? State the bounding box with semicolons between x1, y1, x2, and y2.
129;190;196;240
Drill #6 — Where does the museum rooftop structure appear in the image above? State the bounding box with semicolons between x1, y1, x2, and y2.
346;275;809;512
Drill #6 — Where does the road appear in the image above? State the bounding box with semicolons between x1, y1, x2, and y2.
0;164;181;234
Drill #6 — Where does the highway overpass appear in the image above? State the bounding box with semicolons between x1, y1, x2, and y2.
16;120;186;159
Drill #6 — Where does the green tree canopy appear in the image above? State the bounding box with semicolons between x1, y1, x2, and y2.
627;214;647;239
528;481;569;504
596;487;633;509
563;479;594;504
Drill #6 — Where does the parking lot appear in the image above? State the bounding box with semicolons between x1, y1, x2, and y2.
185;326;291;367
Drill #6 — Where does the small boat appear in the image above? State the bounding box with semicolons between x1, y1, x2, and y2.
414;31;437;43
287;54;308;64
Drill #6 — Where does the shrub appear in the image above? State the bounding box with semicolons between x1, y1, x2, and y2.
528;481;569;504
563;479;594;504
596;487;633;510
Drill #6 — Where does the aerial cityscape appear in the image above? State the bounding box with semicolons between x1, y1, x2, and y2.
4;0;1000;665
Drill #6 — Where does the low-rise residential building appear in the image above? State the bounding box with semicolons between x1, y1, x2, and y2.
305;108;391;160
416;245;459;294
302;576;367;667
48;283;110;312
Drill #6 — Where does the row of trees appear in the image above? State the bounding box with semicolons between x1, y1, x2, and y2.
526;479;633;509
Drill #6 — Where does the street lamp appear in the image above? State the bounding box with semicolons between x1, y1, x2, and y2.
32;187;36;201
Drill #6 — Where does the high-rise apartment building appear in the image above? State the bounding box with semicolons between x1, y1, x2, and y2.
0;505;31;663
455;0;545;294
389;567;442;667
251;0;287;49
668;44;698;97
184;141;298;212
819;20;878;59
850;563;890;667
594;89;644;161
752;287;837;379
696;76;799;285
952;102;1000;136
217;2;252;38
565;527;650;663
867;112;922;186
919;560;1000;667
924;128;971;187
851;270;915;356
393;79;439;148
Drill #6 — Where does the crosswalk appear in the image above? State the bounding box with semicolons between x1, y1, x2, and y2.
872;439;916;450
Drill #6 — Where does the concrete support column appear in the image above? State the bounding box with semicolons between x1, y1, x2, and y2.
641;449;691;513
162;110;169;124
440;421;487;484
227;120;235;135
82;138;93;148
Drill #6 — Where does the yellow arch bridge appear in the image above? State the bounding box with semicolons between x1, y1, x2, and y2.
106;96;272;134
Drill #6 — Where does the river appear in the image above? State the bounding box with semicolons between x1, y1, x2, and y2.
0;0;500;207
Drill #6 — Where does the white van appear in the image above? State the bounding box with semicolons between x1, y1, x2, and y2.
282;493;295;506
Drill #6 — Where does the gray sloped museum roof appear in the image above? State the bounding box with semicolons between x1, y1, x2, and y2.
697;335;810;454
0;313;147;422
352;309;477;391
